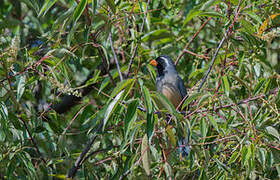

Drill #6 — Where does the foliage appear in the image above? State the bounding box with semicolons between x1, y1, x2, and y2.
0;0;280;179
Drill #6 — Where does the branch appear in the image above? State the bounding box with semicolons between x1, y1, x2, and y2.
175;17;212;65
66;122;103;178
109;32;123;82
19;117;47;164
125;0;151;78
197;0;242;92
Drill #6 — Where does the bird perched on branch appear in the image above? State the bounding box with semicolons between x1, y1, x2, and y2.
150;55;190;158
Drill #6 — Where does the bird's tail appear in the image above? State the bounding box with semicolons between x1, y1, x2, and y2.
178;128;191;160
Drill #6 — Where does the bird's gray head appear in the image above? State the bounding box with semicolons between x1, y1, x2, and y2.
150;55;177;77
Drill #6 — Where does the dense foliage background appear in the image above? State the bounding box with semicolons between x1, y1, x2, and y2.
0;0;280;179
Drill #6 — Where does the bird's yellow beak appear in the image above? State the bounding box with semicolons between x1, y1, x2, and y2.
149;59;158;66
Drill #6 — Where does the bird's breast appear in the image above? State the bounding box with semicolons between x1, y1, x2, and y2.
160;84;183;108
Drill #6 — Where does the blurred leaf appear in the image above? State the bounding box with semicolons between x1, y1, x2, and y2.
254;78;265;95
141;134;150;176
17;75;26;101
163;162;172;179
201;0;219;10
0;102;8;121
140;1;150;31
240;19;255;34
183;9;202;26
263;79;271;94
182;92;203;110
197;93;211;107
222;75;230;96
0;18;21;29
198;11;223;18
228;151;239;164
85;70;101;86
105;0;116;14
208;115;219;133
38;0;59;16
200;118;207;142
166;126;176;147
241;145;248;166
142;29;173;42
73;0;88;23
254;63;261;77
231;74;249;90
214;158;230;172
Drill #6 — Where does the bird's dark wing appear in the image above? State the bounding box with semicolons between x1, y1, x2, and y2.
177;76;187;98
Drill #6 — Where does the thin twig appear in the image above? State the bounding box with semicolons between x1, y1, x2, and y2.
125;0;151;78
175;17;212;65
186;88;279;117
62;103;89;136
67;122;103;178
109;32;123;81
19;117;47;164
197;0;242;92
183;49;210;60
119;143;149;180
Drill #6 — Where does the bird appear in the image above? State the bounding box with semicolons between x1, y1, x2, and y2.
150;55;190;158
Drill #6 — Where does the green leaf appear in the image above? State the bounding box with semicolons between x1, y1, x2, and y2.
163;162;173;179
246;11;263;24
231;74;249;90
142;86;152;114
254;78;265;95
103;90;124;131
268;151;274;169
142;86;155;140
266;126;280;140
141;134;150;176
200;118;207;142
151;92;180;118
258;148;266;168
240;19;255;35
0;18;21;30
228;151;239;164
105;0;116;13
73;0;88;23
241;145;248;166
198;11;223;18
197;93;211;107
124;100;138;139
253;63;261;77
85;70;101;86
166;126;176;147
182;92;203;110
111;79;134;98
214;158;230;172
141;29;173;42
17;75;26;101
263;79;271;94
0;102;8;121
208;115;219;133
189;69;204;80
222;75;230;96
183;9;202;26
38;0;59;17
200;0;219;10
67;21;78;47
